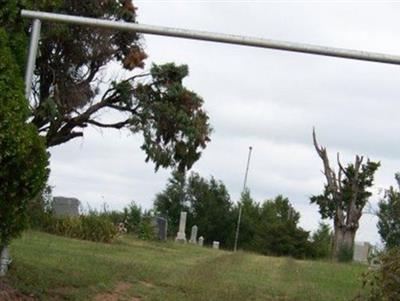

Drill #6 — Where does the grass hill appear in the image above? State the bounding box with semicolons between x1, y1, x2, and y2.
3;231;366;300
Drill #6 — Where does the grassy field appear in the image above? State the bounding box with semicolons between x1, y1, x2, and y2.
4;231;366;300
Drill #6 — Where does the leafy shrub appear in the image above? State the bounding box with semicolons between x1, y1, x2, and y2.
27;185;53;229
337;245;353;262
138;216;157;241
0;27;49;248
42;213;118;243
354;247;400;301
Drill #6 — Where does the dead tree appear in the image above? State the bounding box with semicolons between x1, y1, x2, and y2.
311;129;380;260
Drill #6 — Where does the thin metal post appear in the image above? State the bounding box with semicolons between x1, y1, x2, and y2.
20;9;400;66
234;146;253;252
24;18;41;100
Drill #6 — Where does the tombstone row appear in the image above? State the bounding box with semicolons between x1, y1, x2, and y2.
175;211;219;248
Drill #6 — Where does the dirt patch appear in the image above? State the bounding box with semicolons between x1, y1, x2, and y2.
0;280;36;301
93;282;141;301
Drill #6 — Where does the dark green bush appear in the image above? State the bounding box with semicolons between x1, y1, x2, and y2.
337;245;354;262
0;27;49;248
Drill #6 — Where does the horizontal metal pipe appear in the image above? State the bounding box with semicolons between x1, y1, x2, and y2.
21;9;400;65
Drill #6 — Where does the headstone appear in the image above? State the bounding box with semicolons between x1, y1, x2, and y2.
353;242;371;263
175;212;187;242
212;241;220;249
0;246;11;277
155;216;168;241
53;196;80;217
189;225;198;244
198;236;204;247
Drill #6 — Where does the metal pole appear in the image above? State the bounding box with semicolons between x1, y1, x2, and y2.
21;9;400;66
234;146;253;252
24;18;41;100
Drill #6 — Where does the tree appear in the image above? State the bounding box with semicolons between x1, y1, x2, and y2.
256;195;312;258
154;170;188;236
154;171;235;245
0;27;49;275
311;129;380;260
377;173;400;249
3;0;211;171
233;188;261;251
311;222;332;259
187;173;235;246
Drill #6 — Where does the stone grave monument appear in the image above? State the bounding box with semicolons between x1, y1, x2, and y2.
53;196;80;217
213;241;220;249
155;216;168;241
175;211;187;242
189;225;198;244
198;236;204;247
353;242;372;263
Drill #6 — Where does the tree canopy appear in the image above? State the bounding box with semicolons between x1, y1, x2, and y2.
377;173;400;249
2;0;212;171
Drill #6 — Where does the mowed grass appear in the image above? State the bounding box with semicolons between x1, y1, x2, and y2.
5;231;366;301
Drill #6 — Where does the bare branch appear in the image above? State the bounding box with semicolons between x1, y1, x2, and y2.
87;119;131;129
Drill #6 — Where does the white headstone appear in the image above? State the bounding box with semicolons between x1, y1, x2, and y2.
175;212;187;242
212;241;220;249
198;236;204;247
189;225;198;244
353;242;371;263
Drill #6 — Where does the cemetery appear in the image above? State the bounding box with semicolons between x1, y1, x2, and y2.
1;1;400;300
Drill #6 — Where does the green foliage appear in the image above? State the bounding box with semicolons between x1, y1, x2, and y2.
26;185;53;229
154;171;234;246
311;160;380;220
154;173;319;258
255;196;312;258
123;202;143;233
337;245;354;262
0;27;49;248
41;213;118;243
234;189;261;251
137;215;157;241
377;173;400;249
311;222;332;259
355;247;400;301
154;170;188;236
4;1;212;172
187;173;234;246
134;63;211;171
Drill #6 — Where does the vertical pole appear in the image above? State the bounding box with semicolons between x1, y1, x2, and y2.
24;18;41;100
234;146;253;252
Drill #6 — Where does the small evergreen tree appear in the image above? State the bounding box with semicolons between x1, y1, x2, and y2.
377;173;400;249
256;195;312;258
154;171;188;236
234;188;261;251
311;222;332;259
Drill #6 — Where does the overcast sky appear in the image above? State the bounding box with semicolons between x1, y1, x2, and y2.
48;1;400;245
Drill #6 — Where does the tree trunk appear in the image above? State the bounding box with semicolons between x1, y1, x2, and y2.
332;225;356;260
